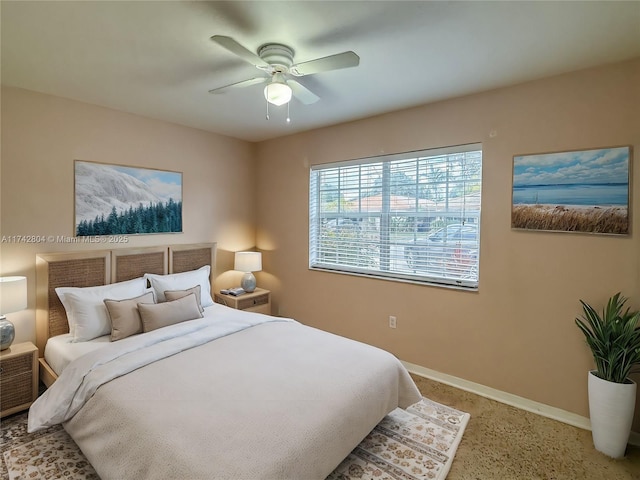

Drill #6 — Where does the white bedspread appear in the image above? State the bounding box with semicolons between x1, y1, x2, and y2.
29;306;421;479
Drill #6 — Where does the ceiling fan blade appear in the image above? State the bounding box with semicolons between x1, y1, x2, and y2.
289;51;359;77
208;77;267;94
210;35;270;69
288;79;320;105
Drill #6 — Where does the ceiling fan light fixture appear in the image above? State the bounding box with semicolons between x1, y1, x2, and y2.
264;80;292;106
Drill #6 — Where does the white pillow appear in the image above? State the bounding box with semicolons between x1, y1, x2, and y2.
56;277;148;342
144;266;213;307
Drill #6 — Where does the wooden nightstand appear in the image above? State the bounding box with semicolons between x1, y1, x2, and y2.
214;288;271;315
1;341;39;417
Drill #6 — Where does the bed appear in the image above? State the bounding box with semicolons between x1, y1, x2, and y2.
29;243;422;479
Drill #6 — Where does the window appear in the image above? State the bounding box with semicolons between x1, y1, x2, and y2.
309;144;482;289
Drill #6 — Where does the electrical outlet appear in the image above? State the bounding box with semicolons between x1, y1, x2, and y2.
389;315;397;329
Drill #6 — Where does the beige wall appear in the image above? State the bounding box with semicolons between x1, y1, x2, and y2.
255;59;640;430
1;87;256;344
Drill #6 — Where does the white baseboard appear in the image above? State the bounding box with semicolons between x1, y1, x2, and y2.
402;360;640;447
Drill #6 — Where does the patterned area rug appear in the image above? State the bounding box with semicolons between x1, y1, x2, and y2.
329;398;470;480
0;411;98;480
1;398;469;480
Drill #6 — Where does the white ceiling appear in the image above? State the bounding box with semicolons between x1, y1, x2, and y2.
2;1;639;143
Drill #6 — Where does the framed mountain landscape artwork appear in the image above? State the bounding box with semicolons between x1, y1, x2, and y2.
75;160;183;236
511;146;631;235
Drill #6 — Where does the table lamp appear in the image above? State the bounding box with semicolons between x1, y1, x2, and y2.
0;276;27;350
234;252;262;293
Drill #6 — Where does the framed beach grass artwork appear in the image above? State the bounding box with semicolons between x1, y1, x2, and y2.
511;146;631;235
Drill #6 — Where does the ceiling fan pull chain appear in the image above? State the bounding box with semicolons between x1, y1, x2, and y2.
286;102;291;124
266;99;270;120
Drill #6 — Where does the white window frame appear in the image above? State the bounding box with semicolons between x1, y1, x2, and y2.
309;143;482;289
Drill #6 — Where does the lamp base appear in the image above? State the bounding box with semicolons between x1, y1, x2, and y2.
0;315;15;350
240;272;257;293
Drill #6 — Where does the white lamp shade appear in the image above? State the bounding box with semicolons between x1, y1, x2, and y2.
234;252;262;273
264;82;292;106
0;276;27;314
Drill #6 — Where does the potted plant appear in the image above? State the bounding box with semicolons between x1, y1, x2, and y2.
575;292;640;458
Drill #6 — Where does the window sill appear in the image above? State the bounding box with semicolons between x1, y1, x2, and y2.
308;266;479;292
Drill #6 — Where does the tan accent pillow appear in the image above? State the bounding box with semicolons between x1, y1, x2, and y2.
164;285;204;313
104;291;155;341
138;293;203;333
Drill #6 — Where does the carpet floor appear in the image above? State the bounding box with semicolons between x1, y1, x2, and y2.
410;375;640;480
1;394;468;480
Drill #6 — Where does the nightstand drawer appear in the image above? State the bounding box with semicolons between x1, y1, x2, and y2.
1;372;33;411
1;342;39;418
0;354;33;377
214;288;271;315
237;293;269;310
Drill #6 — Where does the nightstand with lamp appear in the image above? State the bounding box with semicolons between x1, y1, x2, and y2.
0;275;39;417
214;252;271;314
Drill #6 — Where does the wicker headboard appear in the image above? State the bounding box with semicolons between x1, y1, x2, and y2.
170;244;215;274
36;243;216;355
112;247;167;283
36;250;111;353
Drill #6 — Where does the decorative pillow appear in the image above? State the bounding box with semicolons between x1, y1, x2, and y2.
144;266;213;307
105;291;156;341
56;277;148;342
164;285;204;313
138;293;203;333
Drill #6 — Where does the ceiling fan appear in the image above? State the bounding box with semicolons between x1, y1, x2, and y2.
208;35;360;112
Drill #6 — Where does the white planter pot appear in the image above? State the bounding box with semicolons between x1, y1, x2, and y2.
588;370;637;458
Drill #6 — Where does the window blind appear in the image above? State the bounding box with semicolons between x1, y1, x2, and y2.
309;144;482;289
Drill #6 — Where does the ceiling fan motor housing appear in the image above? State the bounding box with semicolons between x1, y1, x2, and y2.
258;43;294;71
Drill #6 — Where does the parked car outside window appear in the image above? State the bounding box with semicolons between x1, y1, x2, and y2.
404;223;478;279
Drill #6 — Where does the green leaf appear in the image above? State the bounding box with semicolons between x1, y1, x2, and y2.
576;293;640;383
